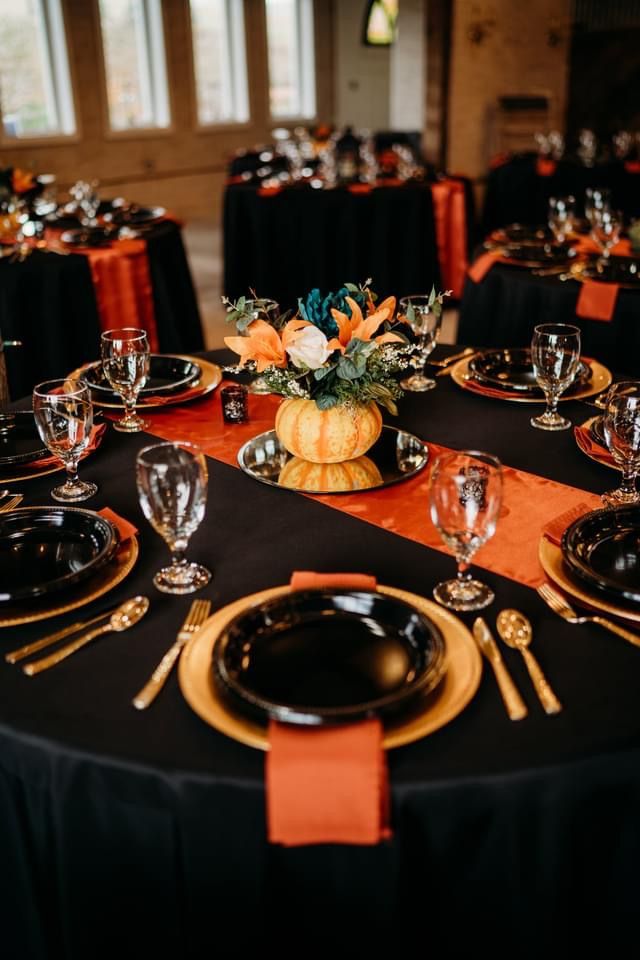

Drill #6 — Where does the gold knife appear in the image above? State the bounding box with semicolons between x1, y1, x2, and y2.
472;617;528;721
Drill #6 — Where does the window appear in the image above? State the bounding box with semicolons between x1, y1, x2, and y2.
265;0;316;119
0;0;75;139
98;0;169;131
189;0;249;125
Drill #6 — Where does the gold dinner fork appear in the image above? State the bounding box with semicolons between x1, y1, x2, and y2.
132;598;211;709
0;495;23;512
537;582;640;649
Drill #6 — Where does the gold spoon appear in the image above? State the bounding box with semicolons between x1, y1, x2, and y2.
496;609;562;715
23;596;150;675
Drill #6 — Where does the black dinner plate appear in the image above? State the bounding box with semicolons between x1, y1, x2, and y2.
580;256;640;285
468;348;591;395
104;205;166;225
503;241;577;264
82;355;201;400
492;223;553;244
589;415;607;447
0;412;48;466
212;589;446;726
0;507;119;603
562;506;640;607
60;227;114;247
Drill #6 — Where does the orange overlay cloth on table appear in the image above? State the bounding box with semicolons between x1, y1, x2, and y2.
266;572;390;847
144;387;603;589
430;178;468;298
47;231;159;352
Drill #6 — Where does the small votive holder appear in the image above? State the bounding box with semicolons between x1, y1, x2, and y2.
221;384;248;423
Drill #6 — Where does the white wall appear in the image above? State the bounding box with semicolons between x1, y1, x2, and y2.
333;0;391;129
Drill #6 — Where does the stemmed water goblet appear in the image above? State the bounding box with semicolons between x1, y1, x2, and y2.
602;381;640;507
530;323;581;432
399;295;442;392
584;188;611;229
548;195;576;243
32;378;97;502
590;207;623;268
136;441;211;594
101;328;150;432
429;450;503;611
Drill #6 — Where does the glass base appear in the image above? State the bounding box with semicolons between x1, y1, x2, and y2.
51;479;98;502
400;374;437;392
249;377;271;395
153;561;212;595
602;487;640;508
530;411;571;431
113;414;149;433
433;577;495;612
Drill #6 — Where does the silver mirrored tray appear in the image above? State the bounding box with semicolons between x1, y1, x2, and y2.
237;426;429;495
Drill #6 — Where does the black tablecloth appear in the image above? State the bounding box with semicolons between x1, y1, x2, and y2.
458;261;640;376
223;183;441;311
1;348;639;957
482;153;640;234
0;221;204;399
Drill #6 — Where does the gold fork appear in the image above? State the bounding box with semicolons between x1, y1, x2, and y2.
132;598;211;709
0;495;23;512
537;582;640;649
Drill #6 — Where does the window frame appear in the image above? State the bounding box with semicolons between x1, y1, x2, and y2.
96;0;173;139
188;0;250;131
0;0;79;146
265;0;317;122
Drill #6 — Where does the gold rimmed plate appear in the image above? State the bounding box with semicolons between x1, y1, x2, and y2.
575;416;618;471
0;423;107;484
538;536;640;625
0;536;138;628
179;584;481;750
67;355;222;410
450;356;612;403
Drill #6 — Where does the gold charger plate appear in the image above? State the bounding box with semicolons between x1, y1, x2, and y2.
576;416;618;472
178;584;481;751
67;355;222;410
450;357;612;403
0;536;138;627
539;535;640;624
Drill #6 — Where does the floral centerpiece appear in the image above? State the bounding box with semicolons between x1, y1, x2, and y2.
0;167;42;208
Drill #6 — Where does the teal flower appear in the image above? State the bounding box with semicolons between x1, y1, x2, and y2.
298;286;367;338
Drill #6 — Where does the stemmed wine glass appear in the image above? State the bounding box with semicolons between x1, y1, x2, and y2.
136;441;211;594
530;323;581;431
590;207;622;268
429;450;503;611
101;328;150;432
32;379;97;502
548;195;575;243
244;299;280;394
399;295;442;392
584;188;611;229
602;381;640;507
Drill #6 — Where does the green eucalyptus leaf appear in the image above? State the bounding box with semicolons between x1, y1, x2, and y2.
315;393;339;410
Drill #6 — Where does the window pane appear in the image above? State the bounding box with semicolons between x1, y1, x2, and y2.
189;0;248;124
266;0;315;119
0;0;75;138
99;0;169;130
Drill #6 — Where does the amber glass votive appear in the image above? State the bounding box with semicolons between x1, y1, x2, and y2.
221;384;248;423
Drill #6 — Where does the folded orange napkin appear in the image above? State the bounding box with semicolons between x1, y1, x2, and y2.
468;251;501;282
266;570;390;847
459;377;523;400
290;571;377;591
140;384;206;407
576;280;620;322
542;501;595;546
97;507;138;542
489;152;510;169
28;423;106;469
574;425;616;467
347;183;372;195
536;157;557;177
257;185;282;197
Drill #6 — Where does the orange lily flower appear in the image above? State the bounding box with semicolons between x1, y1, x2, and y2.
329;296;403;353
11;169;35;194
224;319;287;372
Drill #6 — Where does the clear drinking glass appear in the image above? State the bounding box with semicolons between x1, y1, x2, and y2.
590;207;622;266
429;450;503;611
602;382;640;507
101;328;150;432
530;323;581;431
136;441;211;594
244;299;280;394
548;195;576;243
399;295;442;392
584;188;611;228
32;379;97;502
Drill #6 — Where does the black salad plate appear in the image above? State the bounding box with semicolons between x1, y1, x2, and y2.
60;227;114;247
0;412;48;466
492;223;553;243
212;590;446;726
237;426;429;495
469;348;591;395
579;256;640;286
503;241;576;264
82;355;201;400
0;507;119;603
562;506;640;607
105;205;166;225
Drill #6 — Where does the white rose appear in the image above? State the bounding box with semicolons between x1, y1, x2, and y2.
285;326;332;369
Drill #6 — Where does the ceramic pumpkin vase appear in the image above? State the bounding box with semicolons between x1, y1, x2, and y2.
274;398;383;464
278;455;383;492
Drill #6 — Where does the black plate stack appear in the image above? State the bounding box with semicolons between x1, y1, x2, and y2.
562;506;640;607
468;348;591;396
82;355;201;402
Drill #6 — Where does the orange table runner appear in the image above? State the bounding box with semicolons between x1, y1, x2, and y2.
144;387;602;589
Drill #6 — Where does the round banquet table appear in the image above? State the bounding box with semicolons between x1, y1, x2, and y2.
1;347;639;958
481;152;640;234
0;220;204;400
458;258;640;377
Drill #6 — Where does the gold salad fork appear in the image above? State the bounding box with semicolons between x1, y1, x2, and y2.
0;495;23;512
537;582;640;649
132;598;211;709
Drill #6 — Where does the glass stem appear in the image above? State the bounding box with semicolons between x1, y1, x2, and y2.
170;548;187;570
65;457;79;487
545;390;559;418
620;467;637;498
456;558;472;582
123;394;137;423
